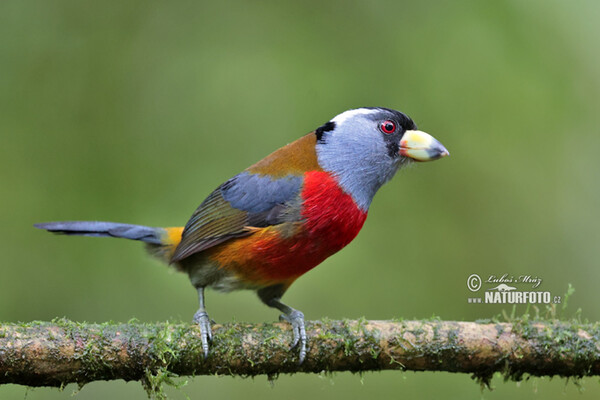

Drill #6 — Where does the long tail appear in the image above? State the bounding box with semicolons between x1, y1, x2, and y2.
34;221;183;262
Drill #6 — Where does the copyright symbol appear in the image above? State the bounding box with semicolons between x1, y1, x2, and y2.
467;274;482;292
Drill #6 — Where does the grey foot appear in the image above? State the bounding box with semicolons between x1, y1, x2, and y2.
193;310;213;358
279;309;307;363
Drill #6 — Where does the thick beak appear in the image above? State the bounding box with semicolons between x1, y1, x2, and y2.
399;130;449;162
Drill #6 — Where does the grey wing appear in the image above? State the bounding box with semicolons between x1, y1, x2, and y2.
171;172;304;262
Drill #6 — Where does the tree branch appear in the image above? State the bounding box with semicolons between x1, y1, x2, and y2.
1;319;599;388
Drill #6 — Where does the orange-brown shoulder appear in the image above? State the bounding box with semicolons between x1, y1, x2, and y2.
246;133;322;178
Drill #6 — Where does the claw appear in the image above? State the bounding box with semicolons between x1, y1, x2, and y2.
280;310;307;363
193;310;212;358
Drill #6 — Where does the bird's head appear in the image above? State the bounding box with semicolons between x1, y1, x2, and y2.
314;107;449;211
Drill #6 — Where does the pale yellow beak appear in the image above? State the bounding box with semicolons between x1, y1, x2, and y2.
399;130;449;162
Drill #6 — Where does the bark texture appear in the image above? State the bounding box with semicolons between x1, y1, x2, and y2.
1;319;599;387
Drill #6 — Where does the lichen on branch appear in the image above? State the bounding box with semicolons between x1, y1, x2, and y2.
0;318;599;390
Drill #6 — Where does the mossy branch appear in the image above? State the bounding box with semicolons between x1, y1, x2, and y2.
1;318;599;388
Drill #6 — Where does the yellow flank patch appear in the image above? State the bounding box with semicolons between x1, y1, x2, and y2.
164;227;184;246
247;133;322;177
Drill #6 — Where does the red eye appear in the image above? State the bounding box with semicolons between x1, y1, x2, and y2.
380;120;396;134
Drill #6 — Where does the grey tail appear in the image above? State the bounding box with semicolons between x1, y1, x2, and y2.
34;221;165;245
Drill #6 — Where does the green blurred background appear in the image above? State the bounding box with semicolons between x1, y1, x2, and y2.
2;0;600;398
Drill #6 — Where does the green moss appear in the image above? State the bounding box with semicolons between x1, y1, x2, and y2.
427;314;441;322
494;323;505;337
146;323;179;365
413;326;425;337
142;366;187;400
432;323;441;341
471;371;495;390
3;294;599;394
468;285;600;390
562;283;575;312
215;322;247;360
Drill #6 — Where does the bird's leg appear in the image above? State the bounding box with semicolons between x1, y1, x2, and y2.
257;285;307;363
269;299;307;363
192;286;212;358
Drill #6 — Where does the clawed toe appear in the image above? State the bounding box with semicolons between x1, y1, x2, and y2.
280;310;307;363
193;310;212;358
261;295;308;364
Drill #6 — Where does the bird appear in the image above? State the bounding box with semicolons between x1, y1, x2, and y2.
35;107;449;363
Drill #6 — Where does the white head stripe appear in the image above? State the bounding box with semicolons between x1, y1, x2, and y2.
330;108;379;126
